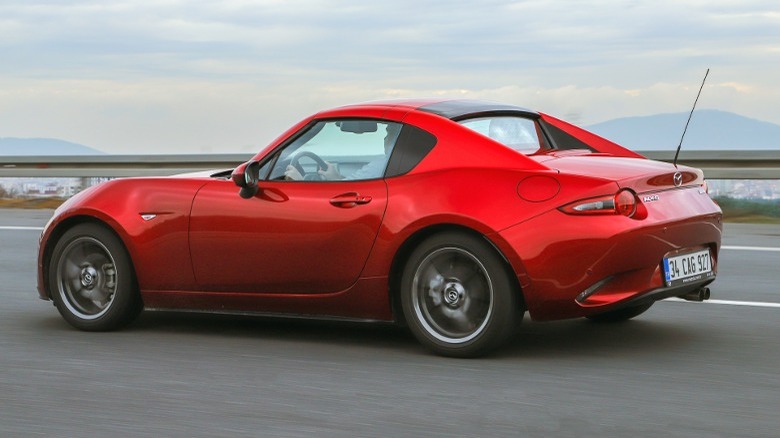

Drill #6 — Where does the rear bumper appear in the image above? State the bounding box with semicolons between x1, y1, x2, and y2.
495;188;722;321
611;279;714;308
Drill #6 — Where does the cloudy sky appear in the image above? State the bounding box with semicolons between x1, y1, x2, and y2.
1;0;778;154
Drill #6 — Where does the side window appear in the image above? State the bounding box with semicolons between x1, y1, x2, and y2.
384;125;437;178
539;121;596;152
459;116;545;155
267;120;401;181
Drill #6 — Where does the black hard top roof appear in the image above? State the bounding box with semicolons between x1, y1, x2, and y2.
417;99;539;120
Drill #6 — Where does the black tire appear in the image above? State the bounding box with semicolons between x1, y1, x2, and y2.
400;231;521;357
585;302;654;323
48;223;142;331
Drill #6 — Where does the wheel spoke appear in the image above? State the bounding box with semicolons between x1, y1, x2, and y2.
450;309;476;332
430;256;452;278
421;263;444;288
451;259;480;284
63;259;81;281
68;278;83;295
464;275;488;302
91;292;109;309
418;262;443;306
72;242;90;264
427;288;442;307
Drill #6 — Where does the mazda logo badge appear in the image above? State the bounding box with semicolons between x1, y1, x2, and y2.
673;172;683;187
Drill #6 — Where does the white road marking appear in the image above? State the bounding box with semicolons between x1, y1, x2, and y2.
0;226;44;231
666;298;780;308
722;245;780;252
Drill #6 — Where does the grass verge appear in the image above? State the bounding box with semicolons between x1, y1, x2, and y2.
0;198;65;209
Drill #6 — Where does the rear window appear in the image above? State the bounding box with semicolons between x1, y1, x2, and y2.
459;116;546;155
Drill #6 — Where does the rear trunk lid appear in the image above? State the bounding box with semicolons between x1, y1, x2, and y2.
529;151;704;193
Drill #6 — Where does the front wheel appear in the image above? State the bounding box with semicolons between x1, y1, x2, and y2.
48;223;142;331
400;232;520;357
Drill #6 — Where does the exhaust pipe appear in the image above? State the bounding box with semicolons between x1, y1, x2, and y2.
679;287;711;302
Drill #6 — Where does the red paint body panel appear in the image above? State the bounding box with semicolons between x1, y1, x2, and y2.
142;277;394;321
540;113;645;159
400;110;551;174
37;98;722;325
498;188;721;320
189;179;387;294
37;178;206;298
540;155;703;193
362;168;618;280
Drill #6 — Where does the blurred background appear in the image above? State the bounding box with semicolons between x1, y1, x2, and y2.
1;1;778;219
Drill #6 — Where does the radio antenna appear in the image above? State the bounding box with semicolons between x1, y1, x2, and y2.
673;68;709;168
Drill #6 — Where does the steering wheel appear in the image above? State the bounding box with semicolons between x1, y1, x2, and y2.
290;151;329;179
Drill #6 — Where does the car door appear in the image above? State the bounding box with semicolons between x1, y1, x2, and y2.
189;179;387;294
188;118;400;294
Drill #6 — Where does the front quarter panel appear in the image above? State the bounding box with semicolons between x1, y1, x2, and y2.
38;178;208;299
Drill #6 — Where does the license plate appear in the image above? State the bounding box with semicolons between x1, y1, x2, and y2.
663;249;714;287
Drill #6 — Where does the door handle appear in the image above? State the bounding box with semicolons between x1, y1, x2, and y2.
330;192;372;208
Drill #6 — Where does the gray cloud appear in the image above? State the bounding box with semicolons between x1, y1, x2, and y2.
1;0;778;152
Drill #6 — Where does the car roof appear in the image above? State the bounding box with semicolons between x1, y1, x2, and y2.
334;99;539;120
416;100;539;120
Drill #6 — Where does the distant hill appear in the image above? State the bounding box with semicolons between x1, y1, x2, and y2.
586;110;780;150
0;138;104;155
4;109;779;154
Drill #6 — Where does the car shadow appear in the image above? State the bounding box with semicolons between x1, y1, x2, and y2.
116;310;705;359
495;316;703;360
129;310;419;350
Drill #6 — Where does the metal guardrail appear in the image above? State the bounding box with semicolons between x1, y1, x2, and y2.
641;151;780;179
0;154;253;178
1;151;779;179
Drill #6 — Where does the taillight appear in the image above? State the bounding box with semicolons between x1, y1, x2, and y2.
614;189;637;217
560;189;637;217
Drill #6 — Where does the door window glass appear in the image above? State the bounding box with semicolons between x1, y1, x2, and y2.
268;120;402;181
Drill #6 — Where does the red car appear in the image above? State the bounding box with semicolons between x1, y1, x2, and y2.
37;99;722;357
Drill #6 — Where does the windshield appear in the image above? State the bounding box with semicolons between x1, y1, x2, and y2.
459;116;545;155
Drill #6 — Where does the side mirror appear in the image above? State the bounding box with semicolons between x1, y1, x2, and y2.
231;161;261;199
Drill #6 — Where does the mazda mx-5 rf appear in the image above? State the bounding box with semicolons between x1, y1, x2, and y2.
36;99;722;357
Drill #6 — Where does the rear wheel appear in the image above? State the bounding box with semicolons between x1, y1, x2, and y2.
400;232;520;357
49;223;142;331
586;302;653;323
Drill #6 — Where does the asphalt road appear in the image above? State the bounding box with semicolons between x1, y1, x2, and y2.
1;209;778;437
